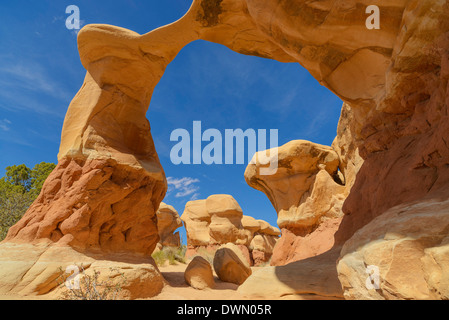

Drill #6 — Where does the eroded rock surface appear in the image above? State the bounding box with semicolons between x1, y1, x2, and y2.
213;243;252;285
233;0;449;300
245;139;347;268
238;247;343;299
246;140;345;236
181;195;280;266
184;256;215;290
0;241;165;299
337;189;449;300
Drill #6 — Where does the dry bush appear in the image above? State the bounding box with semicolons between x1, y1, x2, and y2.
57;264;127;300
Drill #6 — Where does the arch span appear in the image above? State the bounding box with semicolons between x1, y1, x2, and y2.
3;0;449;300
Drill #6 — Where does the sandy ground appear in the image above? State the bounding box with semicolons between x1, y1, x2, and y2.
151;263;324;300
150;262;250;300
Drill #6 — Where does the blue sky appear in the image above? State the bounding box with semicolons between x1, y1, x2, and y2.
0;1;343;243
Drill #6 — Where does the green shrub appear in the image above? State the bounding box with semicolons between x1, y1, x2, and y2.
0;162;56;240
151;246;187;266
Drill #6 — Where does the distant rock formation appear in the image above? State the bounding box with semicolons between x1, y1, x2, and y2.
181;194;280;266
240;0;449;300
156;203;182;248
245;101;364;266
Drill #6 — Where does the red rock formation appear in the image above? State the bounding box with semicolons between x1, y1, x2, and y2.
270;218;342;266
5;158;164;255
336;1;449;245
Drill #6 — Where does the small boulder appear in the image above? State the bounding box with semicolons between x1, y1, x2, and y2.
184;256;215;290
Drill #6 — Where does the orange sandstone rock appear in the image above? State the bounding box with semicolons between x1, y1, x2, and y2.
181;195;279;266
184;256;215;290
156;203;183;248
213;243;252;285
2;0;448;301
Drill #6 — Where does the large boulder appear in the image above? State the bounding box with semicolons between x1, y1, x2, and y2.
184;256;215;290
181;195;248;246
213;243;252;285
0;242;165;299
337;189;449;300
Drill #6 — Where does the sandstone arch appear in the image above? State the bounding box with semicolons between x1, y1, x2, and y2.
0;0;448;299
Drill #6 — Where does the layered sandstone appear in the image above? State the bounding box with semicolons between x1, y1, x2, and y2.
245;139;350;266
0;242;165;299
207;195;246;245
337;189;449;300
213;243;252;285
238;247;343;299
245;216;280;266
181;195;247;247
208;0;449;299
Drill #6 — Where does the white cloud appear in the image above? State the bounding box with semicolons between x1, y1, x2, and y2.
0;64;62;98
0;58;71;117
0;119;11;131
167;177;200;200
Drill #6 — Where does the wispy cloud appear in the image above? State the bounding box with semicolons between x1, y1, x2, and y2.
0;63;68;100
0;119;11;131
0;88;65;117
0;57;71;117
0;131;33;147
299;100;340;140
167;177;200;201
